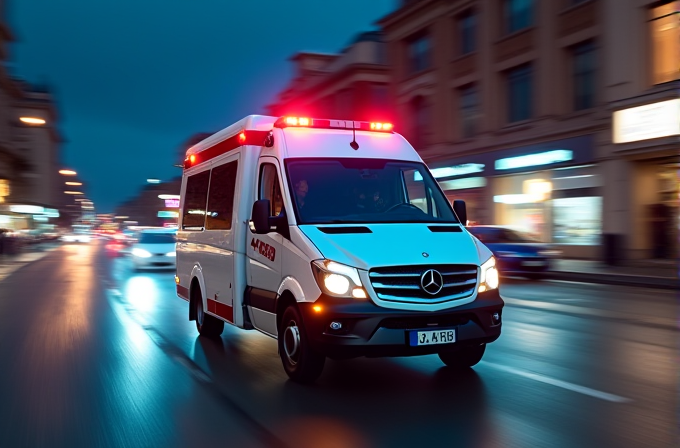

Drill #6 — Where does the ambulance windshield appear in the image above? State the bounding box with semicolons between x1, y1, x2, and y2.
286;158;459;225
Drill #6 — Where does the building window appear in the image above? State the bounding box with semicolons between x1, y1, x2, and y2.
459;10;476;55
407;33;431;74
505;0;533;34
459;84;478;138
336;89;353;119
573;41;596;110
507;64;533;123
411;96;430;149
650;2;680;84
182;170;210;230
205;161;238;230
371;85;390;116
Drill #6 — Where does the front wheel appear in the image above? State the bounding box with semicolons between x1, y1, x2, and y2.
194;291;224;338
278;304;325;384
438;344;486;368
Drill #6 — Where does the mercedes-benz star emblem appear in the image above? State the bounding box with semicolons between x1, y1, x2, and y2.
422;252;429;258
420;269;444;295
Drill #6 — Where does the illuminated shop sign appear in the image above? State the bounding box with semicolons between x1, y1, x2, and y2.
439;177;487;191
10;205;44;214
416;163;485;181
495;150;573;171
613;98;680;143
157;211;179;218
164;199;180;208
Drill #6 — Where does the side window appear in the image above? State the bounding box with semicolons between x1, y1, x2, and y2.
206;161;238;230
182;170;210;230
259;163;284;217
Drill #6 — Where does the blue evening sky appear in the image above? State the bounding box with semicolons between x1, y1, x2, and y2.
7;0;396;212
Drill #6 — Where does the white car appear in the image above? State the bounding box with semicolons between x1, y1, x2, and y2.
61;233;92;243
130;229;176;270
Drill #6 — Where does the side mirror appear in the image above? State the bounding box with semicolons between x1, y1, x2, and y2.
453;200;467;226
251;200;271;234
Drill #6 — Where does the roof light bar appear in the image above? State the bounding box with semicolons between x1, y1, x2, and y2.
274;117;394;133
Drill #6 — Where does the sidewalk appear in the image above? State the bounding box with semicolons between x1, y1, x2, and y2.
548;259;678;290
0;243;59;282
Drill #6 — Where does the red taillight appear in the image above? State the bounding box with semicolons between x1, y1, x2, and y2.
238;132;246;144
190;154;196;164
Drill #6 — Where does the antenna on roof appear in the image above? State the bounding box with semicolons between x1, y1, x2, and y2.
350;121;359;150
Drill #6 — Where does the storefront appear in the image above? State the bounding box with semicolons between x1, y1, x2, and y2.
613;98;680;260
428;135;600;257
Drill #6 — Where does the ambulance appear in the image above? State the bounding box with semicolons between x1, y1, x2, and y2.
175;115;504;383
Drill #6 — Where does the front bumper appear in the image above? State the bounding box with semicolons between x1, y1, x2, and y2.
133;255;175;270
497;257;550;274
299;289;504;359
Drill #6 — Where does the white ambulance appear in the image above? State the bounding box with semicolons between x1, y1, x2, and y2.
176;115;503;383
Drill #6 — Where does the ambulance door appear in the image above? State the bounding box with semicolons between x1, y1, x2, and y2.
201;155;239;323
246;158;285;336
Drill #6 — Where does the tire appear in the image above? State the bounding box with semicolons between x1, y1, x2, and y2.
193;288;224;338
278;304;325;384
438;344;486;368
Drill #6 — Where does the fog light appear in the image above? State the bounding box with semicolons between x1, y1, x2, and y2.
330;321;342;330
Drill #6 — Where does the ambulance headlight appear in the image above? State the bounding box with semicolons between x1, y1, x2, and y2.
132;248;152;258
312;260;366;299
479;257;499;292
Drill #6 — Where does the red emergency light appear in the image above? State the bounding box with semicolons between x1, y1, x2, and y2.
274;117;394;133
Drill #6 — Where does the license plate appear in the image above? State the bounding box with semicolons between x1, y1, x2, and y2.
522;260;545;267
409;328;456;346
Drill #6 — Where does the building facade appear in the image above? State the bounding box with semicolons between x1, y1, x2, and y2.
0;3;65;231
377;0;679;260
266;31;393;123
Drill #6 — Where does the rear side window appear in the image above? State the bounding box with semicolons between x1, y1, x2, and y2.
206;161;239;230
182;170;210;230
259;163;284;217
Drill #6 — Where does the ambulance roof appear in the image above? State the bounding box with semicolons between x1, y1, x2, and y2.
185;115;421;165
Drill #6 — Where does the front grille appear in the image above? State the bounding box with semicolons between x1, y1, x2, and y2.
369;264;478;304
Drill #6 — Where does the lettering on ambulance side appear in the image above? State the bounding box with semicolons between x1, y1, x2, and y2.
250;238;276;262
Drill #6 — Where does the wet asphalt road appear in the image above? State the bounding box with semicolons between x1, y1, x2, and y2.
0;241;677;448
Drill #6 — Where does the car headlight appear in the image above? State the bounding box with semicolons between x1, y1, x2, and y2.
166;251;176;257
311;259;367;299
479;257;499;292
131;248;152;258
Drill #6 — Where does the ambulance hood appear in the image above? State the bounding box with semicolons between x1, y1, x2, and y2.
298;223;492;270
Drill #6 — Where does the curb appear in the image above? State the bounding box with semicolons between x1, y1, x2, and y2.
547;270;678;290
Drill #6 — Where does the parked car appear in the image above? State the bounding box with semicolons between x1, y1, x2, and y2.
130;228;176;270
467;226;561;279
61;232;92;243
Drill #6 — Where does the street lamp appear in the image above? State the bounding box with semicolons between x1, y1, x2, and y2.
147;179;161;184
20;117;46;125
65;181;82;186
64;191;84;195
59;169;77;176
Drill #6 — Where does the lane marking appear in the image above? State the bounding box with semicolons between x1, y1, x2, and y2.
502;296;675;329
481;361;632;403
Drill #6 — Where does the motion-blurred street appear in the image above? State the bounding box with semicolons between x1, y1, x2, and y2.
0;240;675;448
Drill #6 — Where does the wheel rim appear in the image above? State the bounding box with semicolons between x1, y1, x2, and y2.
196;299;204;326
283;320;301;365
